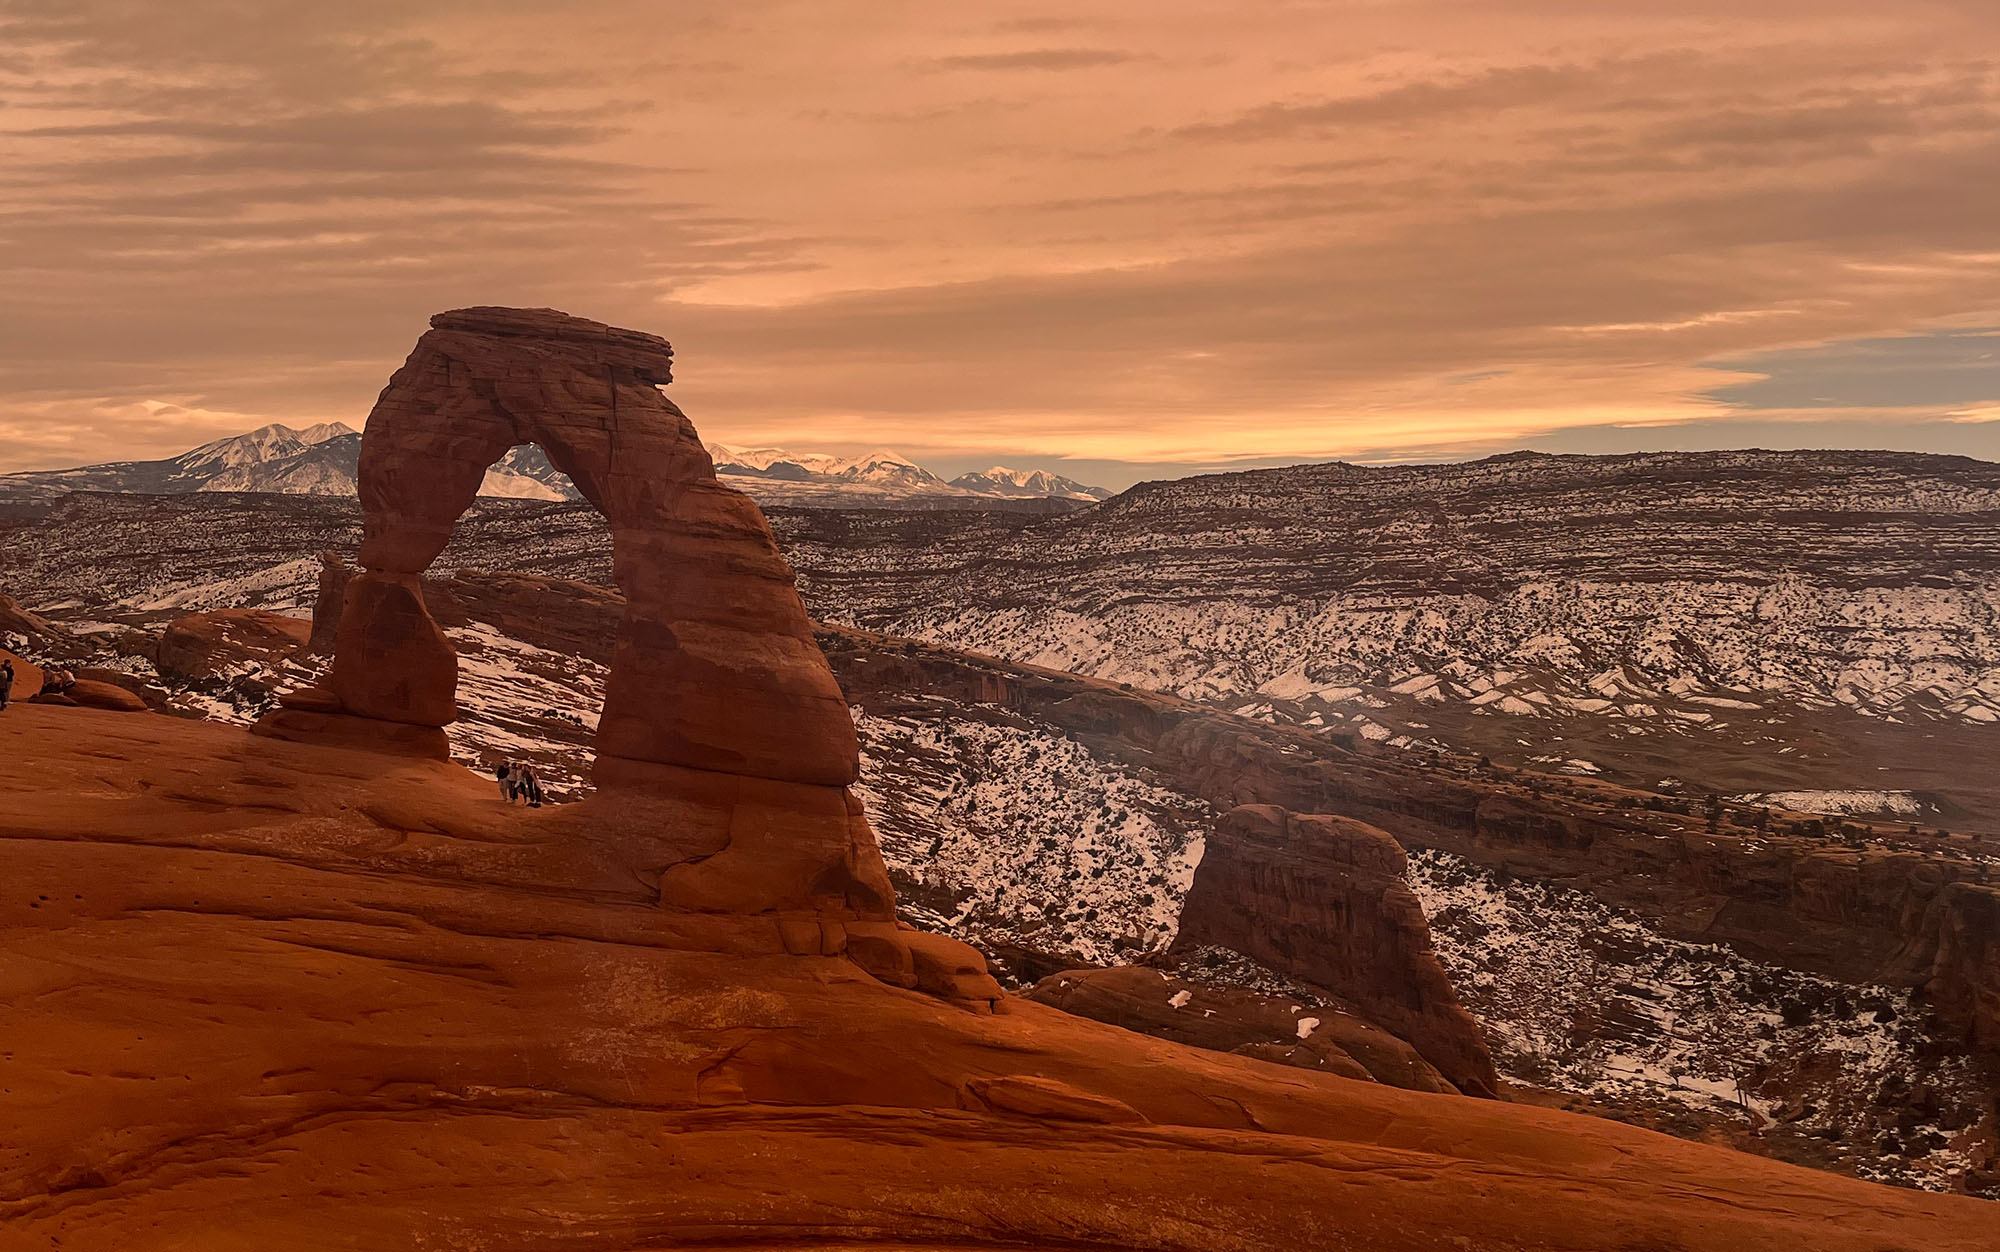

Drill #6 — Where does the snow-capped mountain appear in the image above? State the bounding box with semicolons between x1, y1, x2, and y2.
0;422;358;497
1;425;1109;511
180;422;355;478
949;466;1112;502
473;444;582;501
198;429;362;495
702;442;1108;504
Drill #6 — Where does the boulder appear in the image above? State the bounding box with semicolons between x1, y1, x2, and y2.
61;679;148;713
74;667;168;710
158;608;312;680
111;630;160;663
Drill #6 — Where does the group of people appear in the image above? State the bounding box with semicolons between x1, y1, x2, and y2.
493;760;547;808
0;658;74;711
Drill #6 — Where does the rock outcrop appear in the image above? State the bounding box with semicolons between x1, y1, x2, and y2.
1891;880;2000;1054
306;305;854;788
157;608;312;680
258;307;997;1006
1173;804;1500;1097
55;678;149;713
0;588;58;643
3;704;1994;1250
1025;964;1455;1092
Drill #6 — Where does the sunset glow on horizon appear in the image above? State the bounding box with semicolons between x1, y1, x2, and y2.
4;0;1998;485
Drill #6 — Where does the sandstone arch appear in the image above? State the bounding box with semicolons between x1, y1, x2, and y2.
323;306;856;786
260;306;998;1007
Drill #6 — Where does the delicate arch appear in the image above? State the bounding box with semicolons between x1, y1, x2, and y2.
324;306;857;788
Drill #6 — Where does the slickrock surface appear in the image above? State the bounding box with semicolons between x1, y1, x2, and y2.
2;704;1995;1250
1025;964;1456;1092
0;648;42;701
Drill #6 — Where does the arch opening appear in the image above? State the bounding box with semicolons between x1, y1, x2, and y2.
313;306;857;789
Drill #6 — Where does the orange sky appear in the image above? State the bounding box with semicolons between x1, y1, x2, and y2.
3;0;1998;484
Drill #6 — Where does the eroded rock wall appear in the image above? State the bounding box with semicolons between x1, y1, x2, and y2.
1173;804;1500;1097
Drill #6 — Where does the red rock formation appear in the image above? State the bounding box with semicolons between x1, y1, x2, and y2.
1174;804;1500;1097
157;608;312;680
0;588;59;642
58;678;149;713
1025;964;1454;1092
0;705;1991;1250
1891;879;2000;1053
261;307;995;1006
319;305;854;788
73;667;162;706
303;550;348;654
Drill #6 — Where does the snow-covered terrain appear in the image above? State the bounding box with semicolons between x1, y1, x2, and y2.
1409;849;1994;1195
778;449;2000;830
1736;790;1928;818
8;459;1998;834
853;705;1209;962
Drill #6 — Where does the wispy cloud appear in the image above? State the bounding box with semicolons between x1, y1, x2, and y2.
2;0;1997;477
930;48;1139;71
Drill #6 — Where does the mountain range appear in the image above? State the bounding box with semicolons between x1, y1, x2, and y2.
0;423;1112;510
706;443;1110;502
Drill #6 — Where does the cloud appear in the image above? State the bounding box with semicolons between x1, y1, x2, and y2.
929;48;1139;71
2;0;1998;474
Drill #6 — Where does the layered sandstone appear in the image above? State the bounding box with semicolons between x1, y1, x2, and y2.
312;305;855;788
1025;964;1455;1092
1174;804;1500;1097
257;307;997;1007
0;588;58;642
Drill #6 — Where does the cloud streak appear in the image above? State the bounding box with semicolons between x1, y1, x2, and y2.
1;0;1997;480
